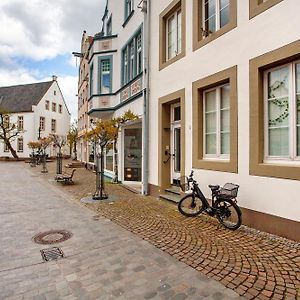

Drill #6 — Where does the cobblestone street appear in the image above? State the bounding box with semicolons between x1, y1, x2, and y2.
25;160;300;300
0;162;243;300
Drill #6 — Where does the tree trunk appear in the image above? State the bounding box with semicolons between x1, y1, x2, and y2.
6;140;18;158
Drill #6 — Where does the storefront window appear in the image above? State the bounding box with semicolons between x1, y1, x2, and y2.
124;128;142;181
105;143;114;172
88;143;94;163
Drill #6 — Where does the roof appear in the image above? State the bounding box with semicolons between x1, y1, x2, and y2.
0;81;53;113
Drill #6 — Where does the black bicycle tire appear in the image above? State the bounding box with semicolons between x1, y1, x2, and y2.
214;198;242;230
178;194;204;217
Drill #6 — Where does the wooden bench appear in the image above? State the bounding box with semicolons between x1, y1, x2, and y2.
55;169;76;184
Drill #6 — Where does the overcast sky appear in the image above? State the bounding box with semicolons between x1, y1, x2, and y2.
0;0;106;121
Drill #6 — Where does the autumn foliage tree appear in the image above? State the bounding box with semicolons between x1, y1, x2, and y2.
67;123;78;159
0;110;22;158
86;110;138;182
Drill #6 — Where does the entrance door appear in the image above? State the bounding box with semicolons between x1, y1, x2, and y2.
170;104;181;184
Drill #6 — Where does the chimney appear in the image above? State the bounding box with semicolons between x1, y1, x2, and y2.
52;75;57;81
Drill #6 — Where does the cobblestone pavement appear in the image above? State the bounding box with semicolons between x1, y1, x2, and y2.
0;162;244;300
26;161;300;299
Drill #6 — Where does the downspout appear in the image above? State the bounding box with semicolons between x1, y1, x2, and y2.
142;0;150;195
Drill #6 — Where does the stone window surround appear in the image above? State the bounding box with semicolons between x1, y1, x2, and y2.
159;0;186;71
249;40;300;180
249;0;284;19
192;65;238;173
192;0;237;52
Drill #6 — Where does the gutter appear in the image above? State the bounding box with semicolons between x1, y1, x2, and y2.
142;0;150;195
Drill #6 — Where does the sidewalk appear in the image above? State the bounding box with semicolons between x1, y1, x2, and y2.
0;161;244;300
25;160;300;300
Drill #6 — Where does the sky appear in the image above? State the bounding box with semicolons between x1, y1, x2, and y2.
0;0;107;121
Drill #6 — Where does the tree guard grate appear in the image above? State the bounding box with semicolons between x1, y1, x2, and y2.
41;247;64;262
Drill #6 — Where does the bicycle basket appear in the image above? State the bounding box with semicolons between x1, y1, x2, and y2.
178;176;189;192
219;183;239;199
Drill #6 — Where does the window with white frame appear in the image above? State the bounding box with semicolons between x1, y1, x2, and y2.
51;119;56;133
17;116;24;131
122;30;142;85
59;104;62;114
166;8;182;60
129;41;135;81
40;117;45;131
203;84;230;157
45;100;49;110
4;143;9;152
100;59;111;94
264;61;300;160
137;33;142;74
125;0;133;19
52;102;56;112
202;0;230;35
17;137;23;152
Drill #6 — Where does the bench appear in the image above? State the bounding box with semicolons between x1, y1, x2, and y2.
55;169;76;184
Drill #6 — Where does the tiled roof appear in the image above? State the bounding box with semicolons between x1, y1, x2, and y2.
0;81;53;113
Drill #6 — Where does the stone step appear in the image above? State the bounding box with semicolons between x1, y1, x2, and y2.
159;193;181;204
165;186;181;196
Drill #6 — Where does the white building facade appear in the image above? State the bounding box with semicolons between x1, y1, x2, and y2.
0;78;70;158
80;0;149;191
148;0;300;241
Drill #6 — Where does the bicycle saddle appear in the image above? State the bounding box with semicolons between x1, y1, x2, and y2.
208;184;220;191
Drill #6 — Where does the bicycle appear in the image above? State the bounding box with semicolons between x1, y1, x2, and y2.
178;170;242;230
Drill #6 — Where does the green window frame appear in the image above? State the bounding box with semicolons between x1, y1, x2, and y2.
98;56;113;94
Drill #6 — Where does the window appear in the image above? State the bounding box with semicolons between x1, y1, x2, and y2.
17;116;24;131
122;30;142;85
40;117;45;131
249;40;300;180
4;143;9;152
159;0;186;70
249;0;283;19
203;0;229;35
203;84;230;158
45;100;49;110
90;64;94;96
107;16;112;35
264;62;300;160
192;66;237;173
105;142;114;172
59;104;62;114
125;0;133;20
51;119;56;132
54;90;56;96
166;8;182;60
192;0;237;51
52;102;56;112
3;115;9;128
17;137;23;152
99;57;112;94
137;33;142;74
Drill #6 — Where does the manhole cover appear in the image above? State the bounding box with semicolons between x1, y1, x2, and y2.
33;230;72;245
41;247;64;261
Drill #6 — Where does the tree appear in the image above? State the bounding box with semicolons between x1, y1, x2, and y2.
50;134;67;175
86;110;138;182
0;110;22;158
67;122;78;160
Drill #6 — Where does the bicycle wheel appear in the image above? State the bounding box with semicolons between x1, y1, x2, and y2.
214;198;242;230
178;194;204;217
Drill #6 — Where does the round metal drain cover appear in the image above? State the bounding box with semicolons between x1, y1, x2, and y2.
33;230;72;245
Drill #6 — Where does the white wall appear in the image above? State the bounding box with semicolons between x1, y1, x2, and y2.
149;0;300;222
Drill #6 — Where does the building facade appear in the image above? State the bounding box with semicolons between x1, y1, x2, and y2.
76;0;149;191
76;31;94;165
0;77;70;158
148;0;300;241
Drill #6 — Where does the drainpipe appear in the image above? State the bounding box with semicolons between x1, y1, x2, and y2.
142;0;150;195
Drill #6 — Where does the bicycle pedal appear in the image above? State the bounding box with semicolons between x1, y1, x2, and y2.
205;207;214;215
